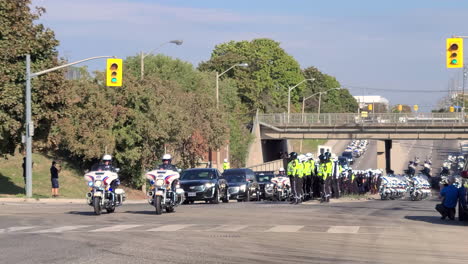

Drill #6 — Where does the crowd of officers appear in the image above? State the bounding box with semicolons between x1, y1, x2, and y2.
286;151;383;204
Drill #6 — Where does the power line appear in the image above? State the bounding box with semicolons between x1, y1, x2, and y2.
343;85;448;93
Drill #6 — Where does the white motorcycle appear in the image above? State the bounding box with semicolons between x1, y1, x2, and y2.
271;175;291;201
146;169;185;215
84;167;125;215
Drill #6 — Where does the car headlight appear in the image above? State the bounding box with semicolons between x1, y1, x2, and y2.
205;183;215;188
239;185;246;191
155;179;164;187
94;180;102;187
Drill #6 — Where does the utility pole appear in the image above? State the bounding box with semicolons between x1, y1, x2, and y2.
24;55;114;198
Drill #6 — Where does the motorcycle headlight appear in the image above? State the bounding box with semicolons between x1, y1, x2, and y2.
155;179;164;187
94;180;102;187
240;185;246;191
87;181;93;187
205;183;215;188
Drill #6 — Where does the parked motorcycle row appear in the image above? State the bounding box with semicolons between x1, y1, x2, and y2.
379;174;432;201
405;156;432;177
445;154;465;175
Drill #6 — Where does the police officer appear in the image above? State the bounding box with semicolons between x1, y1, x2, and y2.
158;154;178;171
223;158;230;170
318;152;333;203
296;154;306;204
287;152;300;204
304;153;314;200
331;154;342;199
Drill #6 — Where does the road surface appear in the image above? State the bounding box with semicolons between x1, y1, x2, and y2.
1;198;467;264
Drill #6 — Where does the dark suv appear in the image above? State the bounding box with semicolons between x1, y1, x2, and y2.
222;168;260;202
255;171;276;201
179;168;228;204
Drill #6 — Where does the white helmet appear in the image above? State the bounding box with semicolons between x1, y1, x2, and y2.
298;154;306;162
102;154;112;161
224;158;228;163
162;154;172;161
305;153;313;160
279;167;285;172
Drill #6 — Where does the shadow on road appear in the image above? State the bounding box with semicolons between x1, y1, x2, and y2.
124;210;156;215
405;215;468;226
67;211;99;216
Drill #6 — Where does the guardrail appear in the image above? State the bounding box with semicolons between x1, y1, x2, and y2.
258;113;465;126
247;159;284;172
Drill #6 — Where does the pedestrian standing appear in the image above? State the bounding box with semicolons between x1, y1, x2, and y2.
287;152;299;204
50;161;61;197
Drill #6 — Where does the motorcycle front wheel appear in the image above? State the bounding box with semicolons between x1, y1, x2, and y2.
154;196;163;215
93;197;102;215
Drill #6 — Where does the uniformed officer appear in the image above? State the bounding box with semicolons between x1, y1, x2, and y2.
287;152;300;204
296;154;306;204
318;152;333;203
305;153;315;200
331;154;342;199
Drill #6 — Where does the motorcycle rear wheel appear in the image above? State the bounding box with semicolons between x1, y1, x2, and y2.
154;196;163;215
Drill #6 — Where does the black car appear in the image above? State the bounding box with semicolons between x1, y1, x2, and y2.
223;168;260;202
179;168;228;204
342;151;354;165
255;171;276;201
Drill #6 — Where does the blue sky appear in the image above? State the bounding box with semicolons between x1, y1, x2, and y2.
33;0;468;111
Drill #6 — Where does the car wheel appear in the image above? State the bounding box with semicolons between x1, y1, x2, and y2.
211;188;220;204
245;190;251;202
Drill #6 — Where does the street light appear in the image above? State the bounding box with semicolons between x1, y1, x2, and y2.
301;87;342;122
24;55;115;198
140;40;183;80
213;62;248;169
287;79;315;122
216;63;248;109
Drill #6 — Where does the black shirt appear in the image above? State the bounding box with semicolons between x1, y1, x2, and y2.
50;166;59;179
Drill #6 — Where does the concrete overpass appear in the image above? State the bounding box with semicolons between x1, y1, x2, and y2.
246;112;468;172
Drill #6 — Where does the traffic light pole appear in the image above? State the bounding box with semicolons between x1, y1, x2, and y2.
24;55;114;198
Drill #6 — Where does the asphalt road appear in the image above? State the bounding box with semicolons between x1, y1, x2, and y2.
1;198;468;264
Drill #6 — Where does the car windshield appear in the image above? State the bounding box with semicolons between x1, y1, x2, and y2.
180;170;215;180
224;174;246;183
342;152;352;158
256;174;274;182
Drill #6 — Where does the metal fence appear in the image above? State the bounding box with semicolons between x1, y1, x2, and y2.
247;159;284;172
258;113;465;126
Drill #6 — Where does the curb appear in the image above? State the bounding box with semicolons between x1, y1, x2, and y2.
0;198;147;204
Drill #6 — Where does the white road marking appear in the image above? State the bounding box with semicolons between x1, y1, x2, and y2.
90;225;141;232
7;226;37;232
32;225;89;233
210;225;248;232
327;226;360;234
147;224;193;232
267;225;304;233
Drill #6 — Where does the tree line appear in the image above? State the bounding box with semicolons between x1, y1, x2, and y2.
0;0;358;187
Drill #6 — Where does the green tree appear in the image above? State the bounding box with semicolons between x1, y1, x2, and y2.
199;38;305;113
0;0;66;155
302;67;358;113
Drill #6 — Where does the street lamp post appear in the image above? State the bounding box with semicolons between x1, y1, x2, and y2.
24;55;115;198
140;40;183;80
299;87;341;152
287;79;315;122
214;63;248;169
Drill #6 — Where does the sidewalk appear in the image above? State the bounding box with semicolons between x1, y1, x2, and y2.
0;197;147;204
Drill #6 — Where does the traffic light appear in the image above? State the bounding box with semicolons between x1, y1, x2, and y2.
368;104;373;111
446;38;463;68
450;106;455;112
413;105;419;112
106;58;123;86
397;104;403;112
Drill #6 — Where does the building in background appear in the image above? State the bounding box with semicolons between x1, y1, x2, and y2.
354;95;390;113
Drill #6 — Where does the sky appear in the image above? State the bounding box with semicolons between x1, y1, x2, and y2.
32;0;468;112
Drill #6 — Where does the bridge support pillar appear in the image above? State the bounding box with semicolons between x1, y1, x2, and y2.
377;140;392;173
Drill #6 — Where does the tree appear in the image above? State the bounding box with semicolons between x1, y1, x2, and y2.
199;38;305;113
0;0;66;156
301;67;358;113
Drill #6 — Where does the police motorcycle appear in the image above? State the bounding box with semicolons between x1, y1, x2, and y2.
420;163;431;177
84;155;126;215
379;175;393;200
395;175;408;199
441;161;451;176
145;154;184;215
271;168;291;201
408;175;431;201
404;161;416;176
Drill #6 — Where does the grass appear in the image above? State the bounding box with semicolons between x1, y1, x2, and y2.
0;153;88;198
290;139;327;154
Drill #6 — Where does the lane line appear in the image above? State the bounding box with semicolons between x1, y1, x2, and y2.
7;226;37;232
209;225;249;232
90;225;141;232
267;225;304;233
327;226;360;234
32;225;89;233
147;224;194;232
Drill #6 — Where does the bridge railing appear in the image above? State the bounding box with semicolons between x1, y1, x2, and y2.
258;113;465;126
246;159;284;172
